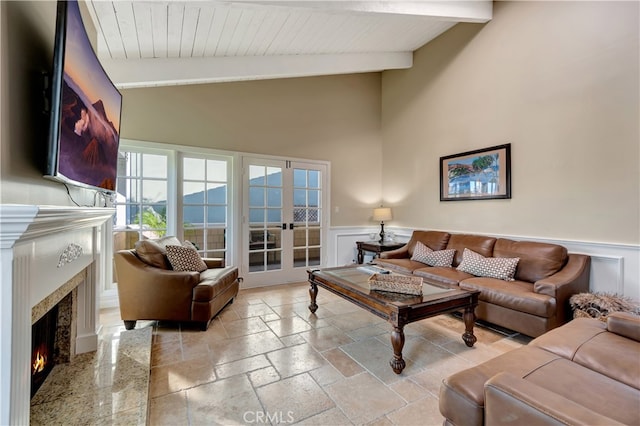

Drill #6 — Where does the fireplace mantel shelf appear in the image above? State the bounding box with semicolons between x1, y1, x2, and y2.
0;205;115;248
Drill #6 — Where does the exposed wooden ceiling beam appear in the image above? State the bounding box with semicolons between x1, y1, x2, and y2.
103;51;413;88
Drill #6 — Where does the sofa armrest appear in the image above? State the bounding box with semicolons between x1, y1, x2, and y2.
379;245;409;259
484;372;624;426
607;311;640;342
203;257;225;268
533;254;591;324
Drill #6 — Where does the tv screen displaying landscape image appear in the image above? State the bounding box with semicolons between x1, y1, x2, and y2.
52;0;122;192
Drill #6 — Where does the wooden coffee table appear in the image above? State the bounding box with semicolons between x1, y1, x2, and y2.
307;266;479;374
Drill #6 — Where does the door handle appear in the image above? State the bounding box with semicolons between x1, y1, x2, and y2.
289;223;294;230
282;223;286;230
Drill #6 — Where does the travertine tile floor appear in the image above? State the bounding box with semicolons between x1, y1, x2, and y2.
146;282;531;426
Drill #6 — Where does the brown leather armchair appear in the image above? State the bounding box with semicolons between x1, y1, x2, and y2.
114;236;239;331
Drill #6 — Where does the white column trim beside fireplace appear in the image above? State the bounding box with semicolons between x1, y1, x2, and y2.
0;205;114;426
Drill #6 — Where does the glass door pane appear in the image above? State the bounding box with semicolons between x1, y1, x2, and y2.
292;167;322;268
248;164;283;272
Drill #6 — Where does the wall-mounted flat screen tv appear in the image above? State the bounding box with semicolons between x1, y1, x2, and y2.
45;0;122;193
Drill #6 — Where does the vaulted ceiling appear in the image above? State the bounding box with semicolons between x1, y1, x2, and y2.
85;1;492;89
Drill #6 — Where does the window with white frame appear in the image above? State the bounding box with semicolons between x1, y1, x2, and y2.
111;146;232;289
181;155;229;261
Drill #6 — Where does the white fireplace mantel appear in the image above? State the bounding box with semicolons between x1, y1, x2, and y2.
0;204;114;425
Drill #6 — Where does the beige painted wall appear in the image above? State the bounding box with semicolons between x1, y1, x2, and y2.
121;74;383;226
381;1;639;244
1;1;101;206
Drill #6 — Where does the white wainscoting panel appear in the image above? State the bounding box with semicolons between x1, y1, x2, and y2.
328;226;640;301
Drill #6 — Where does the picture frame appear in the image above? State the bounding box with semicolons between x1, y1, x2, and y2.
440;143;511;201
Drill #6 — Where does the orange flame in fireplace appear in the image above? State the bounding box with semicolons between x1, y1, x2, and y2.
33;351;47;375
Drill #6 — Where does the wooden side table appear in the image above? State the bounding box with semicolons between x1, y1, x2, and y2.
356;241;405;264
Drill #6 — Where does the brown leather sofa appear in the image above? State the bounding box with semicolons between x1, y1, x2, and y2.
374;230;591;337
114;236;239;331
439;312;640;426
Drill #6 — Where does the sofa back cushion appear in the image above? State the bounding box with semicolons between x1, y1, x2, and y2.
494;238;568;283
134;236;182;269
446;234;497;267
406;230;450;257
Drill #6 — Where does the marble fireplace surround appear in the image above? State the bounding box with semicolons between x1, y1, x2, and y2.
0;205;114;425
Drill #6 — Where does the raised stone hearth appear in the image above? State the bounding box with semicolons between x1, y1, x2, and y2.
0;205;114;425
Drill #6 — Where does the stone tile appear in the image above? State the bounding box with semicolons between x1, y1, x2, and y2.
325;372;406;424
257;373;335;423
187;374;263;424
398;336;465;371
266;315;314;337
406;369;442;397
248;366;281;388
300;325;355;351
150;340;183;367
309;363;344;386
321;348;364;377
326;310;385;331
180;338;211;361
232;302;277;319
267;343;327;378
222;316;270;338
340;337;410;384
296;407;353;425
304;317;334;330
217;306;241;322
269;303;304;319
280;333;307;347
181;319;229;344
261;313;281;322
215;354;271;379
346;324;389;341
148;392;189;426
385;395;445;426
321;300;362;316
149;355;213;397
441;339;508;365
210;330;285;364
389;379;428;403
367;416;395;426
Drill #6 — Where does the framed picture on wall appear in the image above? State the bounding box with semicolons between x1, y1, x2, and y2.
440;143;511;201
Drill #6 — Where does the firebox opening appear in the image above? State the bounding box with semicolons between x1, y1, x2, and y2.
31;304;58;398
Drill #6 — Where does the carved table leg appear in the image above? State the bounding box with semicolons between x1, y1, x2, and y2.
308;281;318;313
390;325;406;374
462;306;477;347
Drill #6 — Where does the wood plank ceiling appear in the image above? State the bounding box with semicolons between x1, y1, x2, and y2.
85;1;492;88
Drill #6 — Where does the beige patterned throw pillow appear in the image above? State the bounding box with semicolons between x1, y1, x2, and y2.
456;248;519;281
411;241;456;267
165;243;208;272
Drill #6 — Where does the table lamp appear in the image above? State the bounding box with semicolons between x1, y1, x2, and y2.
372;207;392;243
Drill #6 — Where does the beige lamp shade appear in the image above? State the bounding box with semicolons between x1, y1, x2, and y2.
372;207;392;222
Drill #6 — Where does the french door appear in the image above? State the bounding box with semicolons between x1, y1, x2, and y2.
241;157;327;286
